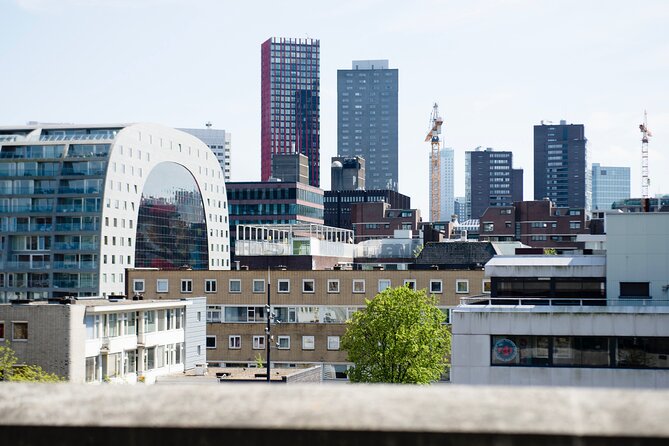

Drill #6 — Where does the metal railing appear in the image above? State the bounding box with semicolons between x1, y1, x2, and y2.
460;295;669;307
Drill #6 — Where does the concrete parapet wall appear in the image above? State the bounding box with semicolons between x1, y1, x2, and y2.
1;384;669;445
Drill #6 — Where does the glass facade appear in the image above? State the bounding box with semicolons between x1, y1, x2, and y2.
0;140;109;302
592;163;631;210
492;335;669;369
261;37;320;187
135;162;209;270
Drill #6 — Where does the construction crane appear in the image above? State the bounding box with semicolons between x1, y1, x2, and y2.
425;103;443;222
639;111;652;199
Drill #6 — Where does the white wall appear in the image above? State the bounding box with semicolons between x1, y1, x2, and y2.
451;306;669;388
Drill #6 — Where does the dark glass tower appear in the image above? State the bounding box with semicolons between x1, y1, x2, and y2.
261;37;320;187
337;60;399;191
534;121;590;209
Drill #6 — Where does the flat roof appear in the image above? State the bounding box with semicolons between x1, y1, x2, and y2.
486;255;606;267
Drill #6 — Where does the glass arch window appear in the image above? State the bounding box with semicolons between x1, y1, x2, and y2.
135;162;209;270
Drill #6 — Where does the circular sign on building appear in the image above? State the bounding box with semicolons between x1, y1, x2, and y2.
493;338;518;363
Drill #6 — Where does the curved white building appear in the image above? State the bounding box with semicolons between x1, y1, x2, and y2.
0;123;230;301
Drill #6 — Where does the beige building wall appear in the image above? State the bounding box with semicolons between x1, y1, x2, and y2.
127;269;486;366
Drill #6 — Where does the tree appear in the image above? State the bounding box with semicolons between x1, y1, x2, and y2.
342;286;451;384
0;343;63;383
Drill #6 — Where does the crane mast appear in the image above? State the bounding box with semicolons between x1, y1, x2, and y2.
425;103;443;222
639;111;652;199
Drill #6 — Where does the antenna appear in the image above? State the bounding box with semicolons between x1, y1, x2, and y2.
205;121;212;129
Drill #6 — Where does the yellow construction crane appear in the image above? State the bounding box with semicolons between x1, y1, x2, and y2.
639;111;652;199
425;103;443;222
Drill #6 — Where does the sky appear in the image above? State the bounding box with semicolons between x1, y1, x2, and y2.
1;0;668;215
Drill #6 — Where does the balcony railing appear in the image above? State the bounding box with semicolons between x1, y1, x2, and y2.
460;295;608;306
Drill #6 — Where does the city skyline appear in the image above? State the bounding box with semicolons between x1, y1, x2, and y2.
1;0;668;215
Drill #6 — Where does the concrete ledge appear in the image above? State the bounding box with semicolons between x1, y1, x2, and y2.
1;384;669;445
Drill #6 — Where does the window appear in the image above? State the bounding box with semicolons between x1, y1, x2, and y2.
403;279;416;290
133;279;145;293
181;279;193;293
378;279;391;292
205;279;217;293
253;335;265;350
430;280;442;294
229;279;241;293
0;321;4;340
253;279;265;293
620;282;650;299
500;209;512;215
277;336;290;350
569;222;581;229
327;336;340;351
228;335;241;349
483;222;494;232
327;279;340;293
482;279;492;294
156;279;169;293
456;279;469;294
206;336;217;349
206;305;222;323
352;279;365;293
277;279;290;293
302;279;315;293
12;322;28;341
302;335;315;350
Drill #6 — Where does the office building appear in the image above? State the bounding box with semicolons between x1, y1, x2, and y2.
261;37;320;187
591;163;630;210
612;196;669;213
438;147;455;221
454;196;466;221
0;297;205;383
324;189;410;230
0;123;230;302
452;212;669;388
534;121;590;210
179;127;231;182
272;153;309;184
337;60;398;191
226;181;324;260
478;199;588;250
351;202;421;242
331;156;365;191
465;147;523;221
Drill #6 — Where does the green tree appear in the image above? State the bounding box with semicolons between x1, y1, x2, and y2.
0;343;63;383
342;286;450;384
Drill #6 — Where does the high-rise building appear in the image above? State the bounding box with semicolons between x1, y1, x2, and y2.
331;156;365;191
534;121;590;210
337;60;398;191
591;163;630;210
0;123;230;302
179;127;231;182
454;196;466;221
438;147;454;220
465;147;523;221
261;37;320;187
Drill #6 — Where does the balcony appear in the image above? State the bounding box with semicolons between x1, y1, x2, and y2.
0;384;668;446
52;261;98;270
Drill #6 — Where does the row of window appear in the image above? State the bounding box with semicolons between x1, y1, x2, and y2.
85;343;184;382
135;278;488;295
214;334;340;351
492;335;669;369
84;309;184;339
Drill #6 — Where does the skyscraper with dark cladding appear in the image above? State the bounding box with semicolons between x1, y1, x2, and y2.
261;37;320;187
534;121;590;210
337;60;398;191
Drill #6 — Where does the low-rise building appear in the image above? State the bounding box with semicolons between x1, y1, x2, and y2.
126;269;487;380
351;202;421;242
0;297;205;383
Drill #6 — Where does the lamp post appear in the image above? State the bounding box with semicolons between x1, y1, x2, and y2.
266;268;271;383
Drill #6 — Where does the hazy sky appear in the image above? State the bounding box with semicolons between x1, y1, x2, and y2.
2;0;668;215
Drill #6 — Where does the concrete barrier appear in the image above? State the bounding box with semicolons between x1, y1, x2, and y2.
1;383;668;445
